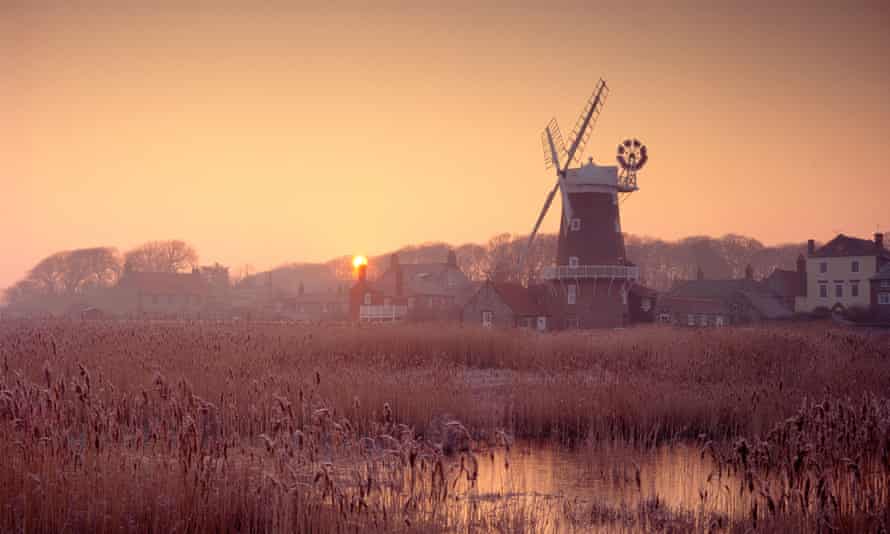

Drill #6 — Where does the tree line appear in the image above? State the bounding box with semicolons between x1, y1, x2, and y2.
4;233;807;307
4;240;198;306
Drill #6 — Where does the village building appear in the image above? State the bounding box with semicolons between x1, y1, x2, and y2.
795;233;888;315
871;263;890;320
114;270;211;318
462;281;550;330
656;266;791;327
763;255;807;311
349;251;474;322
274;285;349;322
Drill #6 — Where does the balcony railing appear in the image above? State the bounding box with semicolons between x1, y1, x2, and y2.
541;265;639;281
359;304;409;321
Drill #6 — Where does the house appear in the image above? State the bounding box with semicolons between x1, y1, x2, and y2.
349;263;410;322
871;263;890;320
795;233;889;315
764;255;806;311
657;266;791;326
349;250;475;322
275;290;349;321
115;270;211;318
462;281;550;330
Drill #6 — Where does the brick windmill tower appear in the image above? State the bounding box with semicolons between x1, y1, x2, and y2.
522;79;648;328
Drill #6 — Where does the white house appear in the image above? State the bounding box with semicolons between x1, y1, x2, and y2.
795;233;889;314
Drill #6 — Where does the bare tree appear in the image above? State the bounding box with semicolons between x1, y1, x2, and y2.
124;240;198;273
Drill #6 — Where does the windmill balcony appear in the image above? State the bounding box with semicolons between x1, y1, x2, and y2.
359;304;409;322
541;264;639;281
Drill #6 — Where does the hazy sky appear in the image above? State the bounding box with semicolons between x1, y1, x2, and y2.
3;1;888;289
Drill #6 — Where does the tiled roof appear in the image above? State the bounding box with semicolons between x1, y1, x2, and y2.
665;278;791;319
812;234;887;258
658;296;728;315
119;272;209;296
490;283;548;316
376;263;475;300
765;269;802;297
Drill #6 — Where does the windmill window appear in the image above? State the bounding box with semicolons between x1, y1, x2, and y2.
570;218;581;231
569;256;580;267
567;284;577;304
851;260;860;273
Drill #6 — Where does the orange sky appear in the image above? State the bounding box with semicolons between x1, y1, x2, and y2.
2;1;889;289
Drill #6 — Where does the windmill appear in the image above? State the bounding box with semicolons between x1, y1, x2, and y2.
521;79;649;329
522;79;610;267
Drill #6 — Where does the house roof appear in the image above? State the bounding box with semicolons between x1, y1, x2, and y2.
119;272;210;296
765;268;802;297
664;278;792;319
811;234;888;258
872;263;890;281
376;262;475;300
658;296;729;316
490;282;548;316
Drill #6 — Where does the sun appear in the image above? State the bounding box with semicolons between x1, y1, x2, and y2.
352;255;368;269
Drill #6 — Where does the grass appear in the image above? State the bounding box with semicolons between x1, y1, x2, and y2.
0;319;888;532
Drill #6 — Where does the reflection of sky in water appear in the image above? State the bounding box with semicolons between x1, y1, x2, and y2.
469;443;754;519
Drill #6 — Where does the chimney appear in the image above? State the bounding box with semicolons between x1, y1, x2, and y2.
744;264;754;280
797;254;807;297
447;249;458;267
807;239;815;255
696;266;704;281
390;253;399;269
357;264;367;282
395;263;405;297
876;233;884;251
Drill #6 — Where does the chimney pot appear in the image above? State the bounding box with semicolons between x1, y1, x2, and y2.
807;239;815;255
876;233;884;250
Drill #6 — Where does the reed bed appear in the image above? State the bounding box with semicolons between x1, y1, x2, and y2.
0;319;888;532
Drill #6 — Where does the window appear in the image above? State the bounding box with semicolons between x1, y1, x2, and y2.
819;262;828;274
715;315;725;327
851;283;859;298
879;293;890;305
641;298;652;312
482;311;493;327
570;218;581;231
536;316;547;331
567;284;577;305
851;261;860;273
621;289;628;305
687;314;696;326
565;316;580;329
569;256;579;267
363;293;372;305
882;280;890;289
819;285;828;298
698;314;708;327
835;284;843;298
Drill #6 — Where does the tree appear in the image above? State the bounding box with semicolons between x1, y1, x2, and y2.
124;240;198;273
3;247;122;308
